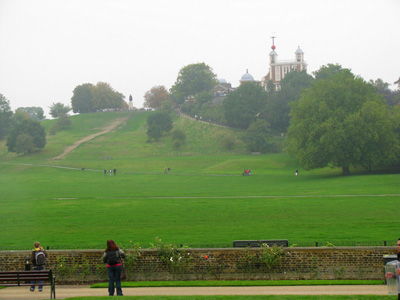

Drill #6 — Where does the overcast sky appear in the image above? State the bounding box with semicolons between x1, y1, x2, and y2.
1;0;399;117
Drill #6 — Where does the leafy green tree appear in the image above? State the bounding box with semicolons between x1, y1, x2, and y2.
369;78;399;107
243;119;274;153
49;102;71;118
313;63;346;81
221;134;236;151
92;82;125;111
56;115;72;130
0;93;13;139
71;83;94;113
144;85;171;110
170;63;217;104
6;115;46;154
181;91;214;118
14;134;34;154
15;107;45;121
285;68;399;175
171;128;186;150
50;115;73;135
223;82;268;129
171;128;186;141
146;112;173;141
350;101;400;171
265;71;314;133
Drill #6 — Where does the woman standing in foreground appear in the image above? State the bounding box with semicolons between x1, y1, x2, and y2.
103;240;126;296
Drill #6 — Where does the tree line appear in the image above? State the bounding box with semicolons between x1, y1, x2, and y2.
143;62;400;174
1;62;399;175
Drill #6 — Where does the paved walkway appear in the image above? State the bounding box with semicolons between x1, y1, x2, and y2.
0;285;387;299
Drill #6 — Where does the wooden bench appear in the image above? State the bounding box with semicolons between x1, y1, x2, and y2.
0;269;56;299
233;239;289;248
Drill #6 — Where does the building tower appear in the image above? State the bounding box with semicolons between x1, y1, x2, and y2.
128;94;134;110
262;37;307;91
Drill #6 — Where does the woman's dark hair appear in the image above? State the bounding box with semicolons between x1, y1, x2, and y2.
105;240;119;252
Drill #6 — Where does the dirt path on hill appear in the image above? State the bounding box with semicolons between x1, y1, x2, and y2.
52;116;129;160
176;109;229;128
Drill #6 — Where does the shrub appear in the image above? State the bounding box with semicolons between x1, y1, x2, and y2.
171;128;186;141
221;134;235;151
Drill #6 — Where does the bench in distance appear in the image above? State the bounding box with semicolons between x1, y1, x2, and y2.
233;239;289;248
0;269;56;299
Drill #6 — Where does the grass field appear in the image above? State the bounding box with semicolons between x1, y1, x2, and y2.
0;111;399;250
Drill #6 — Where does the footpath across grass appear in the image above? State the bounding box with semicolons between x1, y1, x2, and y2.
91;280;384;288
65;296;396;300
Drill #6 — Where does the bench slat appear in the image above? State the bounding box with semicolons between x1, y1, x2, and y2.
0;283;52;286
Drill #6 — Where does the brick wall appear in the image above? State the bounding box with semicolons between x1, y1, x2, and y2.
0;247;395;283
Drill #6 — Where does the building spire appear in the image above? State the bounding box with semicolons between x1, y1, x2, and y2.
271;36;276;50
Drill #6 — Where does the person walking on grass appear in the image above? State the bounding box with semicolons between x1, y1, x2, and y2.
103;240;126;296
385;239;400;299
30;242;48;292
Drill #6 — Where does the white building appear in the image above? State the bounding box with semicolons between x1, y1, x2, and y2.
262;39;307;91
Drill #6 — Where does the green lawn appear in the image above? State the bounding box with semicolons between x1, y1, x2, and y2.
0;111;399;250
0;159;399;250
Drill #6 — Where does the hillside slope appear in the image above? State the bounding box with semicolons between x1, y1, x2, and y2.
0;111;249;168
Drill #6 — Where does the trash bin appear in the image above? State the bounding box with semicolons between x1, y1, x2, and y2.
25;256;31;284
25;256;31;271
383;255;397;265
384;260;399;295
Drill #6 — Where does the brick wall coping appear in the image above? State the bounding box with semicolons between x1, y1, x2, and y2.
1;246;396;254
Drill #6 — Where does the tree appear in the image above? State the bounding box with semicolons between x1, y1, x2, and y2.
313;63;347;81
144;85;171;110
71;83;94;113
265;71;314;133
91;82;125;111
170;63;218;104
171;128;186;150
0;93;13;139
6;115;46;154
181;91;214;118
242;119;274;153
71;82;125;113
350;101;400;171
369;78;399;107
15;107;45;121
146;112;173;141
223;82;268;129
285;68;399;175
49;102;71;118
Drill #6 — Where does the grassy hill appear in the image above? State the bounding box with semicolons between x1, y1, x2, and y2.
0;111;399;250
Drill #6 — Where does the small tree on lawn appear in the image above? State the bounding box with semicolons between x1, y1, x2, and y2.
146;112;173;141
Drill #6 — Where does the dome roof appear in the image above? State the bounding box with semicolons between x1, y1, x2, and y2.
240;70;254;82
269;50;278;56
218;78;228;84
295;46;304;54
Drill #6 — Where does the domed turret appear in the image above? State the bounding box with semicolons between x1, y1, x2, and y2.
295;46;304;62
240;69;254;82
